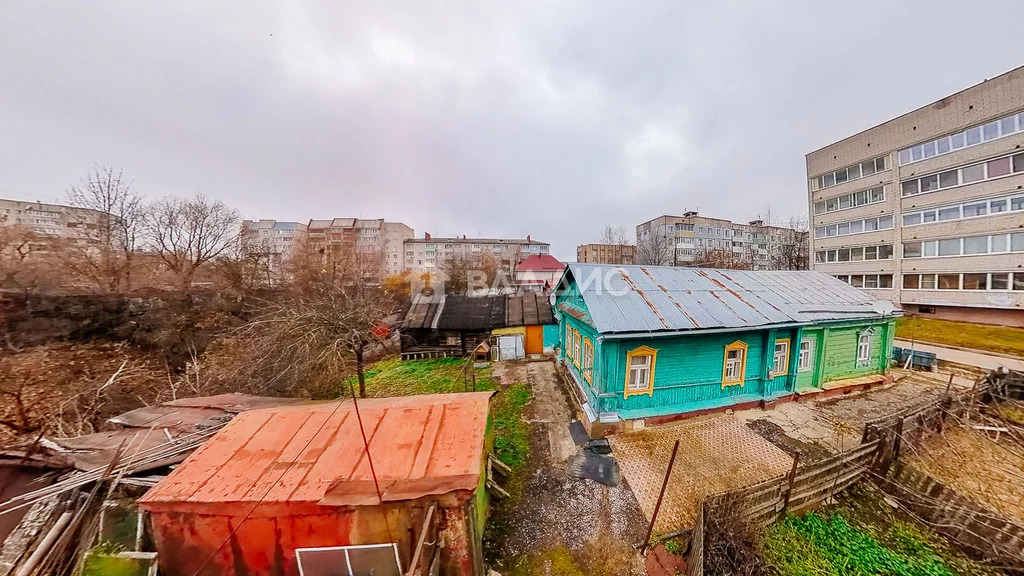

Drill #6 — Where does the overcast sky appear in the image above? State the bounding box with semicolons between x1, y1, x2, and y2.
1;2;1022;261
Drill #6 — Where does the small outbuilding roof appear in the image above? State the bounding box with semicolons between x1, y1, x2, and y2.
140;392;493;508
516;254;565;272
561;264;898;335
435;295;507;331
402;293;556;330
507;292;555;326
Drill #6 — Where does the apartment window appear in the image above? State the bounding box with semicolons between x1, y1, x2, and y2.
856;330;873;367
812;156;887;190
905;233;1024;259
722;341;748;387
771;340;790;377
988;156;1012;177
963;236;988;255
992;273;1010;290
921;274;937;289
813;216;893;239
798;340;812;372
903;274;919;289
625;346;657;397
813;187;885;215
899;111;1024;165
938;274;960;290
962;273;988;290
835;274;893;288
901;152;1024;197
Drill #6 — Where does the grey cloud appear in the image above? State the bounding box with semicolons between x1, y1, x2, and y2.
2;1;1022;260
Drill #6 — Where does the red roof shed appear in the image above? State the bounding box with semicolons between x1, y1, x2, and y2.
515;254;565;272
140;392;493;576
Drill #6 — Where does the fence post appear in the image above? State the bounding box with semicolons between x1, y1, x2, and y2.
938;374;953;433
641;439;680;555
890;417;905;468
780;452;801;513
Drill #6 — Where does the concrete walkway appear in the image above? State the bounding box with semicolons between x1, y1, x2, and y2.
894;339;1024;371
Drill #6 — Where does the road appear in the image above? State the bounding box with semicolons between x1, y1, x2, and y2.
894;339;1024;371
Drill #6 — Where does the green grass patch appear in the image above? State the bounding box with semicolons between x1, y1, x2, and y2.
343;357;495;397
896;316;1024;357
503;547;587;576
491;382;531;470
763;503;999;576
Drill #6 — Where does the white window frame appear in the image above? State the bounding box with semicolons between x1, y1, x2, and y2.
899;111;1024;166
771;340;789;377
903;193;1024;227
627;355;652;392
856;329;874;367
296;543;402;576
725;349;744;381
798;339;812;372
813;186;886;215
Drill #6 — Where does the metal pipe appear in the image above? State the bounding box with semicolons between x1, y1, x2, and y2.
15;511;73;576
640;439;679;555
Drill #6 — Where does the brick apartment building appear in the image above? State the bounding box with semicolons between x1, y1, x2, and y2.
576;243;636;265
806;66;1024;326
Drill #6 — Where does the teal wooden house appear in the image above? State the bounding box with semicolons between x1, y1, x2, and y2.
554;264;900;434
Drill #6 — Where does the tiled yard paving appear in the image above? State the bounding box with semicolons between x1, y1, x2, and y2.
613;416;793;532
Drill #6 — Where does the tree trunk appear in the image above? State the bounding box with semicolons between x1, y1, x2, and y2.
355;344;366;398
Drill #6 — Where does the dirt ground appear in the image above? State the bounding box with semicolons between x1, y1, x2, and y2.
907;425;1024;525
488;361;647;576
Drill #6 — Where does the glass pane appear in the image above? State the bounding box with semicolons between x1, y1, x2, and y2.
939;170;958;188
851;247;864;261
923;241;937;257
879;245;893;259
1016;274;1024;291
921;275;937;289
814;201;826;214
962;274;987;290
851;275;865;287
862;161;877;176
1012;233;1024;252
838;249;850;261
826;198;838;211
855;191;868;205
847;164;861;180
824;173;835;187
938;274;960;289
863;276;878;288
991;273;1009;290
988;157;1011;177
870;188;885;202
920;174;939;192
1013;197;1024;211
938;207;960;221
1000;116;1017;135
826;250;837;262
903;213;922;226
961;163;985;183
1014;153;1024;173
835;168;848;184
963;236;988;254
963;202;987;217
922;141;937;158
815;251;825;263
838;222;850;235
982;121;999;141
876;157;886;171
902;180;919;196
898;149;912;165
923;211;936;223
938;238;960;256
880;275;893;288
966;126;982;146
839;195;852;209
864;246;878;260
879;215;893;229
936;137;951;154
903;242;922;258
864;219;878;232
849;220;863;233
911;145;923;161
815;227;825;238
990;199;1008;213
903;275;920;289
951;132;966;149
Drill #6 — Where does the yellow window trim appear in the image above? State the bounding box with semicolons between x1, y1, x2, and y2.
722;340;748;388
583;338;594;383
771;338;791;377
624;345;657;398
573;329;581;367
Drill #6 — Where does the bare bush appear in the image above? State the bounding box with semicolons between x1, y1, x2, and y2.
0;223;62;295
702;502;769;576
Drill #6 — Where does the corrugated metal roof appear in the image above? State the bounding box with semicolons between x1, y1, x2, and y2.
402;293;556;330
507;292;555;326
565;264;895;334
516;254;565;272
140;392;492;507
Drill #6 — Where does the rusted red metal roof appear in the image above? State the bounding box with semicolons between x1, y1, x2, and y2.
516;254;565;272
140;392;493;508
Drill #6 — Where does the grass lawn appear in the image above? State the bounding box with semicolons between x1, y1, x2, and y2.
344;357;495;397
896;316;1024;357
760;487;999;576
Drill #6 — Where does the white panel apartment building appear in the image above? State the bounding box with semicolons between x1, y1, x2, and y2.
403;236;550;272
0;198;106;239
806;66;1024;327
305;218;415;277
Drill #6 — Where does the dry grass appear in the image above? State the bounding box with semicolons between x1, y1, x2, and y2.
896;317;1024;357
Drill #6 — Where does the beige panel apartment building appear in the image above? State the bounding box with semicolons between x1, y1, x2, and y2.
806;66;1024;326
0;198;107;239
404;236;549;273
636;211;808;270
576;243;636;265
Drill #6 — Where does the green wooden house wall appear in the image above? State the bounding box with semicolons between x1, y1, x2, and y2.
555;284;895;421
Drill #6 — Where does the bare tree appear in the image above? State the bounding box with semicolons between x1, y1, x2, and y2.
437;252;498;294
144;194;240;290
64;165;144;292
0;222;60;295
770;216;810;271
635;227;674;266
599;225;630;245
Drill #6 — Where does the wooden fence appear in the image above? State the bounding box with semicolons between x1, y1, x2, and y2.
684;374;1024;575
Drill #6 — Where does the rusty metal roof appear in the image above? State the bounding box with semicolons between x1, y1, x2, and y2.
139;392;493;508
565;264;897;334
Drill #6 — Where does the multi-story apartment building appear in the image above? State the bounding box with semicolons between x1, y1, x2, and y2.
806;66;1024;327
403;235;549;272
240;220;308;282
576;243;636;265
304;218;415;278
636;212;808;270
0;198;107;239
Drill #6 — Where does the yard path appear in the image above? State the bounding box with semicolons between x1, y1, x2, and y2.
894;339;1024;371
489;360;647;575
